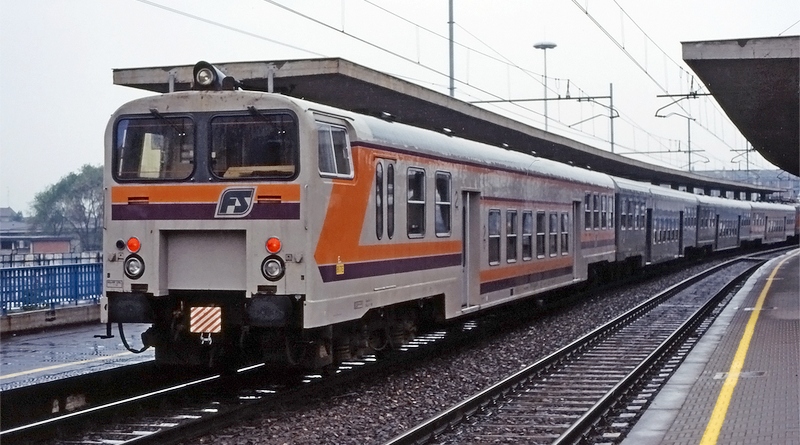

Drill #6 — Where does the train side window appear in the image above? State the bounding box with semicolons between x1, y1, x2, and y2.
488;209;501;265
317;123;353;178
536;212;546;258
435;172;452;237
549;213;559;256
407;168;426;237
506;210;518;263
584;194;592;230
593;194;600;230
387;164;395;239
376;162;384;240
522;211;533;260
561;213;569;255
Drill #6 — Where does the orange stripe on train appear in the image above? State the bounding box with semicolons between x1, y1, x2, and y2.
111;184;301;203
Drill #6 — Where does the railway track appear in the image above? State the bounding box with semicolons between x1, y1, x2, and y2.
383;254;772;445
1;318;491;445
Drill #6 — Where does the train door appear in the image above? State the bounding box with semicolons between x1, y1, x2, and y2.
737;215;742;246
375;158;396;241
572;201;583;280
645;209;653;264
714;214;720;249
461;191;480;309
678;210;685;257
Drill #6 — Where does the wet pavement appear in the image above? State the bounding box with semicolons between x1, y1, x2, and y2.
0;323;153;390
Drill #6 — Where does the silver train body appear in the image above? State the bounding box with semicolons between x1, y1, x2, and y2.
101;62;799;369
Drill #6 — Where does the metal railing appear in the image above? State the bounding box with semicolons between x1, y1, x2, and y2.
0;263;102;314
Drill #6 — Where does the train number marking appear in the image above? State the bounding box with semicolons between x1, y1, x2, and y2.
215;187;256;218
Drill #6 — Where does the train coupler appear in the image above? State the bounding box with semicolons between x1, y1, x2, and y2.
200;332;213;345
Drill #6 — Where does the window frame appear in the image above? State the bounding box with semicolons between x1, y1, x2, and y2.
317;122;354;179
434;171;452;237
406;167;426;238
536;212;546;258
113;114;197;182
522;211;533;261
488;209;501;265
506;210;518;263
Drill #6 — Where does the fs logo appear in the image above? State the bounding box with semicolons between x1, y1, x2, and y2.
215;187;256;218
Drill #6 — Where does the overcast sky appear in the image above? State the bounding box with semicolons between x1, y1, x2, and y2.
1;0;797;214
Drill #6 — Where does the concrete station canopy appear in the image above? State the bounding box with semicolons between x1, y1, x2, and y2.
683;35;800;177
113;57;779;198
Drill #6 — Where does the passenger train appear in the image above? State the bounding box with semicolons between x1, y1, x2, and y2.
100;61;799;369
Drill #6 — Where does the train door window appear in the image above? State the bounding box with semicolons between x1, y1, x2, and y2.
561;213;569;255
488;209;501;265
376;162;384;240
627;199;634;228
506;210;518;263
317;123;353;178
601;196;608;229
549;213;559;256
434;172;452;237
536;212;546;258
621;198;627;229
522;211;533;260
593;194;600;229
407;168;426;237
639;203;646;230
584;194;592;230
609;197;614;228
387;164;395;239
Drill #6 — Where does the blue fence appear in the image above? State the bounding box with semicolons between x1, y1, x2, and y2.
0;263;102;313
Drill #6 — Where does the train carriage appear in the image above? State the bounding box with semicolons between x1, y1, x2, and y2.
648;185;698;263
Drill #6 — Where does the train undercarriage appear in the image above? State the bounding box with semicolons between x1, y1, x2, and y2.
117;292;444;371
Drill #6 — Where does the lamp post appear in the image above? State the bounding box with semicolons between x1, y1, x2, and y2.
534;41;556;131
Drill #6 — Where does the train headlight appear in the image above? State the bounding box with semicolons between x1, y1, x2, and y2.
124;255;145;280
261;255;285;281
196;67;215;87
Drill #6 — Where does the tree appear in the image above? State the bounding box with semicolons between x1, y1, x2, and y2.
30;165;103;251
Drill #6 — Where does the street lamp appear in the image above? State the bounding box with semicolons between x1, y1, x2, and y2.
534;41;557;131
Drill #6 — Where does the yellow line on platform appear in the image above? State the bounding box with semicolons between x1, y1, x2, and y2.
699;251;798;445
0;351;134;380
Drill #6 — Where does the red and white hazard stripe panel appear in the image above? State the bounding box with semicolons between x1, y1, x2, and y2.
189;306;222;333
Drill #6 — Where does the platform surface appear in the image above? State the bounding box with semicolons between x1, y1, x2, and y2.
0;323;152;390
624;250;800;444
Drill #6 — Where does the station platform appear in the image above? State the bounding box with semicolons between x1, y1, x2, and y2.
0;322;153;390
624;249;800;445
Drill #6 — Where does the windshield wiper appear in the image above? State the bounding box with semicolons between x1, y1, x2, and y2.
149;108;187;138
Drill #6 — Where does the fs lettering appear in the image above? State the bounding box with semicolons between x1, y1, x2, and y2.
215;188;255;218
